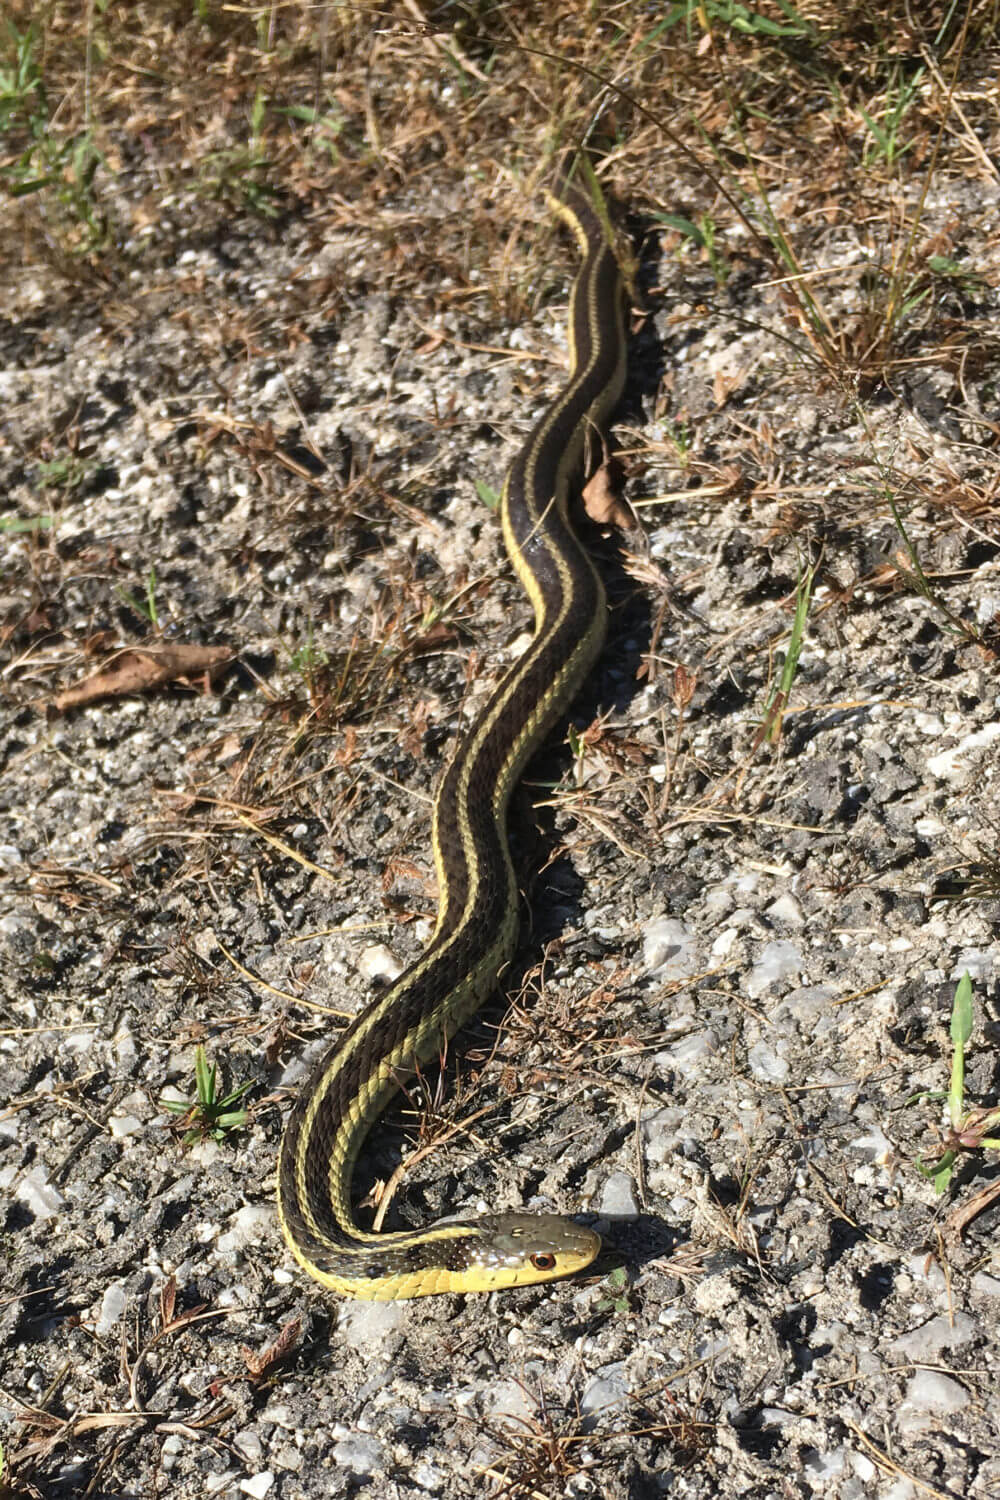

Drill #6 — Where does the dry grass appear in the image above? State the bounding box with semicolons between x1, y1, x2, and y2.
474;1376;714;1499
5;2;997;598
4;3;997;324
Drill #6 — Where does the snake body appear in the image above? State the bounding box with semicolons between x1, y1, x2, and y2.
276;160;627;1298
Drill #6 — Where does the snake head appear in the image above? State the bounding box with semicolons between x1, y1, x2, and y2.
452;1211;602;1292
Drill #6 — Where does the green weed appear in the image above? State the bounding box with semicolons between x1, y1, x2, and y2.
660;417;694;467
911;973;1000;1194
0;513;53;533
883;483;981;646
115;565;161;630
924;252;987;303
160;1044;252;1146
197;85;279;217
290;623;331;685
36;455;92;491
657;211;729;286
0;19;43;127
595;1265;631;1314
641;0;816;45
0;21;108;253
280;98;349;164
474;478;501;511
860;65;925;169
759;560;814;746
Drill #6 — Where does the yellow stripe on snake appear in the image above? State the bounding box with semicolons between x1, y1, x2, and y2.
276;156;628;1298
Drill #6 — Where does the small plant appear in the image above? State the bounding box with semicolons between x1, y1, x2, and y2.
566;721;586;767
758;559;814;746
0;513;52;533
0;19;43;128
935;850;1000;903
651;0;816;42
660;416;694;465
290;631;332;706
280;97;349;164
709;0;816;40
474;478;501;511
889;251;989;323
160;1044;253;1146
197;86;279;218
883;483;981;646
475;1376;711;1495
924;252;986;302
657;210;728;286
912;972;1000;1194
595;1265;630;1314
288;617;334;702
115;565;161;630
36;454;92;491
290;638;331;676
477;1383;600;1497
860;65;925;169
0;22;108;254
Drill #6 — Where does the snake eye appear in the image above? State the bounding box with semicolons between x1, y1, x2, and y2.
530;1252;557;1272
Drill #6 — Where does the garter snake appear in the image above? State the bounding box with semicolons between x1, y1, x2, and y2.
277;156;627;1298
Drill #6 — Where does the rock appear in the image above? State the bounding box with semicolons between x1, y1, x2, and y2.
596;1171;641;1220
888;1313;977;1361
747;941;803;998
641;917;700;978
332;1434;383;1475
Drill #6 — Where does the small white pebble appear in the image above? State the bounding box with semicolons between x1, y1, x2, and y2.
904;1370;969;1414
239;1472;275;1498
217;1205;273;1255
332;1435;383;1475
747;1041;790;1084
889;1312;977;1361
357;944;404;983
926;723;1000;781
642;917;699;978
96;1282;128;1336
596;1171;641;1220
747;941;803;998
766;893;805;927
15;1166;65;1221
337;1300;405;1351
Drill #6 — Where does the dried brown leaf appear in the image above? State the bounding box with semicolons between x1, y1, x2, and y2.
49;645;234;712
582;463;634;529
240;1318;302;1382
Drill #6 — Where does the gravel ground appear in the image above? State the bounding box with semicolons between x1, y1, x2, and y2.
3;98;1000;1500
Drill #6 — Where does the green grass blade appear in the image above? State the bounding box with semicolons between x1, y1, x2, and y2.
948;972;972;1129
195;1045;215;1106
951;971;973;1048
